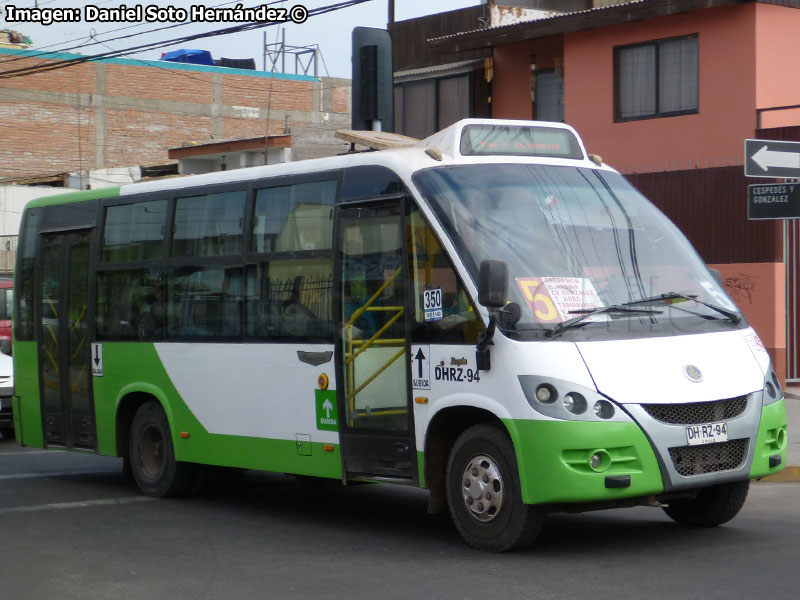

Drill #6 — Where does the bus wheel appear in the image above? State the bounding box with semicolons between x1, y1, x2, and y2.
446;424;543;552
129;401;196;497
0;427;14;440
662;480;750;527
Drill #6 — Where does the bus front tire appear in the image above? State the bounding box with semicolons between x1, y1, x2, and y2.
446;423;543;552
662;479;750;527
129;400;197;498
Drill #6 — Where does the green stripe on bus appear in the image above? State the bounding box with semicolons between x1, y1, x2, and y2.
93;342;341;478
25;187;121;208
13;341;43;448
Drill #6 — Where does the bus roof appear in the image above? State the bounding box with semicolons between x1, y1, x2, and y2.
24;119;606;208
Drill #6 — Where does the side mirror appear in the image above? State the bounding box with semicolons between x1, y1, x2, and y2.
476;260;509;371
0;338;10;356
478;259;508;309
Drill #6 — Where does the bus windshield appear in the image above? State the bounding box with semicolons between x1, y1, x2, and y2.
413;164;742;337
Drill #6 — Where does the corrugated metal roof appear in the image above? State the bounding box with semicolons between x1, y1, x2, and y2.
394;58;485;81
425;0;775;49
427;0;650;44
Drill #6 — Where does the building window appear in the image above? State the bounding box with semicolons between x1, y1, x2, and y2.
394;73;477;139
615;35;698;121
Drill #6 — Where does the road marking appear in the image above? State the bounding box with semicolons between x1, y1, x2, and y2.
0;469;121;480
0;496;155;516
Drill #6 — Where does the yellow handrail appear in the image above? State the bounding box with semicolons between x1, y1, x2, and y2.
346;346;406;406
345;266;403;327
344;307;403;367
343;265;407;425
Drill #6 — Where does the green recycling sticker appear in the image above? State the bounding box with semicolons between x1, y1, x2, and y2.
315;389;338;432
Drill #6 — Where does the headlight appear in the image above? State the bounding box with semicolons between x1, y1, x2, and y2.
763;365;783;407
593;400;615;420
518;375;630;422
536;384;557;404
563;392;587;415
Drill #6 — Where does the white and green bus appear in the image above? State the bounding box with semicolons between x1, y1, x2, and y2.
11;119;787;551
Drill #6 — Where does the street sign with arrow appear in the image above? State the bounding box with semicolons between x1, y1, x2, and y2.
91;343;103;377
411;345;430;390
745;139;800;178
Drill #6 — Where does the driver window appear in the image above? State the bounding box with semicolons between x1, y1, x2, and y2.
408;207;483;343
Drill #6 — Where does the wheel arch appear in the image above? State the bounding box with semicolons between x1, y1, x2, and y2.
422;402;512;515
115;383;174;459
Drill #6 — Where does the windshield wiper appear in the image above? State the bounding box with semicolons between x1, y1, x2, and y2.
543;292;741;340
545;305;662;339
617;292;742;325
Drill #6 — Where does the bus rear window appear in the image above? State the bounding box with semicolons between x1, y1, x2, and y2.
459;124;583;160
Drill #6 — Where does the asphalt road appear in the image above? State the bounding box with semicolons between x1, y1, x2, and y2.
1;436;799;600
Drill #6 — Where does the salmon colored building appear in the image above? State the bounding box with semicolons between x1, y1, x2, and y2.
391;0;800;383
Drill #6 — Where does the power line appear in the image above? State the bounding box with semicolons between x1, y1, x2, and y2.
0;0;373;80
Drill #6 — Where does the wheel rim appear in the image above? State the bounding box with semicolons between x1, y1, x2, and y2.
460;454;505;523
139;424;165;478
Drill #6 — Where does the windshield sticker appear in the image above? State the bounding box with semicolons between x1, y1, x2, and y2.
516;277;604;323
423;287;444;322
744;331;768;355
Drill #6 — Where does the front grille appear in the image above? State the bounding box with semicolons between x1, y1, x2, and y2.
643;396;747;425
668;439;748;477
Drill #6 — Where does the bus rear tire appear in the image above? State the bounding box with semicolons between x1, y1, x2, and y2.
662;479;750;527
446;423;543;552
129;400;197;498
0;427;14;440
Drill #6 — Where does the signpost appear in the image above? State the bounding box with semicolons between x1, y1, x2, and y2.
745;139;800;179
748;182;800;220
745;139;800;220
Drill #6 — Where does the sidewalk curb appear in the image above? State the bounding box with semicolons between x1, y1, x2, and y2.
759;465;800;483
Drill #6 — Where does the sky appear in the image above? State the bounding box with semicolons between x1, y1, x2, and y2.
1;0;480;78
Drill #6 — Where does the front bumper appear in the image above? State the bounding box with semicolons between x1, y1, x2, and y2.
507;396;787;506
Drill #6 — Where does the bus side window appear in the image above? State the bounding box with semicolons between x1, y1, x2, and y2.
245;259;333;340
252;181;335;253
172;191;246;258
247;179;336;342
96;269;165;341
165;265;244;339
16;208;42;341
408;207;483;344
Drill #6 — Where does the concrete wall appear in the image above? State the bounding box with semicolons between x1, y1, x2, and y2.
0;50;352;182
755;3;800;128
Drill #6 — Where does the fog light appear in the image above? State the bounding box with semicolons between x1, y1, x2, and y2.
776;427;787;450
593;400;614;419
589;449;611;472
563;392;586;414
536;384;556;404
765;382;776;399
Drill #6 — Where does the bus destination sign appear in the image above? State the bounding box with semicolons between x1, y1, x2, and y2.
747;182;800;220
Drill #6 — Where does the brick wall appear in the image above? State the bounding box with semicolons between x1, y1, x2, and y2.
0;50;352;182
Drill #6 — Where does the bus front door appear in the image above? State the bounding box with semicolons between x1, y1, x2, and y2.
335;201;416;483
38;231;96;449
